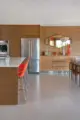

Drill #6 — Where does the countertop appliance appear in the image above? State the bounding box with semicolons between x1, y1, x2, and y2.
21;38;40;73
0;40;9;59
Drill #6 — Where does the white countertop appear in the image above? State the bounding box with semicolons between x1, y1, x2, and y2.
0;57;26;67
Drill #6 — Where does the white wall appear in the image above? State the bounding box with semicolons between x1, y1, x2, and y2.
0;0;80;25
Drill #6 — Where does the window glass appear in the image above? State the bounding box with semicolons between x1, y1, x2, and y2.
56;40;71;48
66;40;70;45
56;40;62;48
50;40;54;46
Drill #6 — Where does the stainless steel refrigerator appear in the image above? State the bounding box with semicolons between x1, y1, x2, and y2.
21;38;40;73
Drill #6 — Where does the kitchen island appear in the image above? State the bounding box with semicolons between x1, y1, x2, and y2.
0;57;27;105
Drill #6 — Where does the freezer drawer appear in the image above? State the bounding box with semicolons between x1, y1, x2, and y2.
28;59;40;73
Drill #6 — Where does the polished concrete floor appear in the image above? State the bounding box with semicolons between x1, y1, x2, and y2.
0;74;80;120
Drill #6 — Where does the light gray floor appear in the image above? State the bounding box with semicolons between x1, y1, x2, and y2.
0;74;80;120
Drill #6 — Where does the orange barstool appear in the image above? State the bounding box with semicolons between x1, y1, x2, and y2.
17;63;27;101
18;59;30;92
18;63;27;88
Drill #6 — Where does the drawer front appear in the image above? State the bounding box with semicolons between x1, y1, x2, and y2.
52;66;69;70
40;59;52;70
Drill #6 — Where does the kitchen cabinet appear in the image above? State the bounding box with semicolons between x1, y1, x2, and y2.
40;56;70;71
0;57;28;105
40;56;52;70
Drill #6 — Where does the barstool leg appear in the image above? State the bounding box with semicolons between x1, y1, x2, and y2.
79;75;80;87
18;78;23;90
18;77;27;101
21;77;27;101
72;72;74;81
69;70;72;80
24;70;28;90
23;76;27;92
71;71;72;80
75;73;77;84
69;70;70;78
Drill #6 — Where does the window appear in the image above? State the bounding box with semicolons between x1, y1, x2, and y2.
49;40;54;46
56;40;62;48
56;39;71;48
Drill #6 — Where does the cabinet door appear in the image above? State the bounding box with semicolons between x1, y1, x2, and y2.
52;61;69;70
40;57;52;71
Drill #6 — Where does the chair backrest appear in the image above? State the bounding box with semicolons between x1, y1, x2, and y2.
72;63;76;71
17;57;30;77
18;63;26;77
18;63;26;70
25;57;30;69
76;65;80;73
69;62;73;70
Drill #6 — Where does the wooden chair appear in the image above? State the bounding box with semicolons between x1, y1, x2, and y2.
72;62;77;82
75;64;80;86
69;61;73;79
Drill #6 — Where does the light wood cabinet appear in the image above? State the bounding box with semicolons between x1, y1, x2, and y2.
40;56;52;70
40;56;70;71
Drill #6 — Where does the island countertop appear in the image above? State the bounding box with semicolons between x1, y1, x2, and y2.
0;57;29;105
0;57;26;67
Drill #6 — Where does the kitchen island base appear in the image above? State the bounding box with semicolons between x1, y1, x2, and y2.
0;67;18;105
0;57;27;105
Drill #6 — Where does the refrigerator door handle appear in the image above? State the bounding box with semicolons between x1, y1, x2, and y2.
30;40;32;57
29;40;31;57
29;40;32;58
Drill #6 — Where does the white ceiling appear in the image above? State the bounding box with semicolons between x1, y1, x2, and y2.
0;0;80;25
14;0;80;6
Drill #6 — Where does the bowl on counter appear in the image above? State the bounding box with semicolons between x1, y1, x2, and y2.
52;52;57;56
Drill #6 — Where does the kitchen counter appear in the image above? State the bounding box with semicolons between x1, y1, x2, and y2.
0;57;25;67
0;57;28;105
